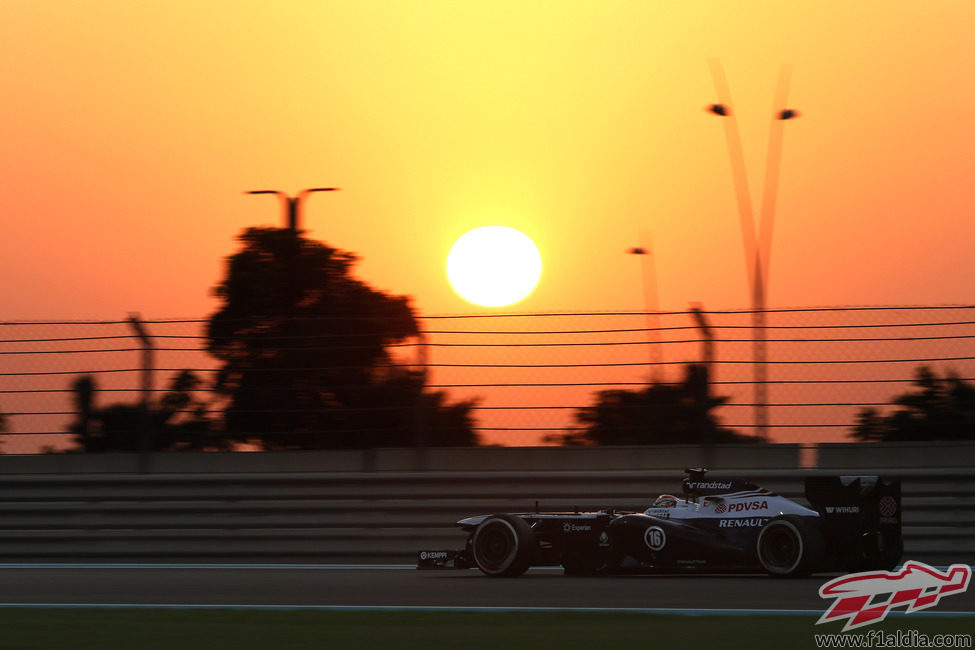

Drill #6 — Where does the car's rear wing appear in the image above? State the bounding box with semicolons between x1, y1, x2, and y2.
804;475;902;571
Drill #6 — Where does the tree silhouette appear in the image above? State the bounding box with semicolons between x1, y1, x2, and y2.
69;371;226;452
853;366;975;442
552;364;751;446
206;227;478;449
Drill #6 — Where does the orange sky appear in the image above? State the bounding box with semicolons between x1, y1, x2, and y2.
2;1;975;320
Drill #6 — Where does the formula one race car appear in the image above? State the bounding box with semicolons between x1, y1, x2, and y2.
417;469;902;578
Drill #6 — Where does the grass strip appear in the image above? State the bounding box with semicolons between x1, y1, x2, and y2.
0;609;972;650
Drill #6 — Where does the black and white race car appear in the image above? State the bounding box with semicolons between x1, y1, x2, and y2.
417;469;902;578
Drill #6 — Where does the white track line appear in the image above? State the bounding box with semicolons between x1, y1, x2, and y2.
0;604;971;617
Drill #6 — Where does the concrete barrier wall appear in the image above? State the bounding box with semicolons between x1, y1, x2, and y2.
2;441;972;474
1;443;972;565
816;441;975;469
0;444;797;474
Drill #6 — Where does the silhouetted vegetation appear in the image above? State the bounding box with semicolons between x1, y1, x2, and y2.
69;371;227;452
853;366;975;442
205;227;478;450
551;364;752;445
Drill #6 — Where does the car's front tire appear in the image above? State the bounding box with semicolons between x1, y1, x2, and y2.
756;515;824;578
471;514;534;577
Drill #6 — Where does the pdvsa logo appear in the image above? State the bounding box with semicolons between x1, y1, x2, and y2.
722;500;768;513
817;561;972;632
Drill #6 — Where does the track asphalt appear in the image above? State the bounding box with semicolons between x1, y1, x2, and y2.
1;565;973;615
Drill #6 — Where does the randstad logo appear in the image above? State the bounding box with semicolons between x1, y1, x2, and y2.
817;561;972;632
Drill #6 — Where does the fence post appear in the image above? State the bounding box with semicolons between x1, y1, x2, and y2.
413;327;430;471
127;314;154;472
690;305;716;468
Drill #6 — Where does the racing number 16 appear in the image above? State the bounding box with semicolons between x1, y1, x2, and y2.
645;526;666;551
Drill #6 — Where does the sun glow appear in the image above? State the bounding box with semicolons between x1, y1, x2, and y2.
446;226;542;307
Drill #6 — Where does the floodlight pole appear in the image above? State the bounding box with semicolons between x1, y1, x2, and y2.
707;61;799;441
245;187;341;232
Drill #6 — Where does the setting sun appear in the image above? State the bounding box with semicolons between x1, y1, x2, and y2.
446;226;542;307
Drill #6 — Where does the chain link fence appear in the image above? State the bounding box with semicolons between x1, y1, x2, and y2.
1;306;973;453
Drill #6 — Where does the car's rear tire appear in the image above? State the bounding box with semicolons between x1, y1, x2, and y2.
843;533;904;573
472;514;534;577
756;515;824;578
879;535;904;571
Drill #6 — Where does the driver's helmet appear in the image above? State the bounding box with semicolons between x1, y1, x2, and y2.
652;494;679;508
